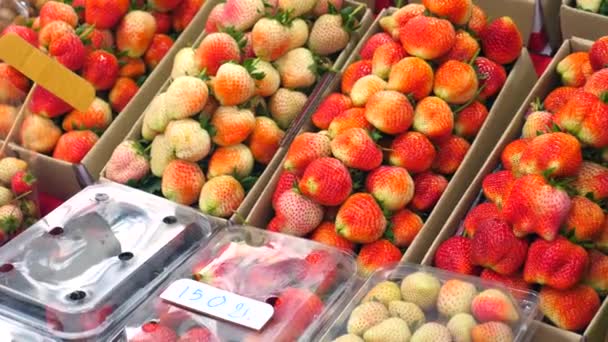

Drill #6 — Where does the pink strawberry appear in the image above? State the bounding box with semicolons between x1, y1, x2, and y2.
274;189;324;237
105;140;150;184
221;0;264;31
521;111;554;138
272;171;299;210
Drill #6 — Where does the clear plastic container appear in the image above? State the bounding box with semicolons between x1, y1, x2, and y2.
0;182;215;341
319;263;540;342
115;225;359;342
0;315;55;342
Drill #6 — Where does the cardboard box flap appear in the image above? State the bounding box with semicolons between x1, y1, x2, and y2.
561;0;608;42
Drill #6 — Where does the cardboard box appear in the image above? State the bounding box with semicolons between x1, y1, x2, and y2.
542;0;563;51
561;0;608;42
246;6;538;264
420;37;608;342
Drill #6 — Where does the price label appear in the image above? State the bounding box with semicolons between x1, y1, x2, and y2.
160;279;274;331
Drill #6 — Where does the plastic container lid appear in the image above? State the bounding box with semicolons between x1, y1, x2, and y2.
0;316;54;342
319;263;540;342
0;182;214;341
116;225;359;342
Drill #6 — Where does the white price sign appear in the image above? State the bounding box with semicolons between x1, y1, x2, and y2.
160;279;275;331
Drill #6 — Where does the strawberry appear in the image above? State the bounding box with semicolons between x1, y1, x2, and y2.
389;131;436;174
147;0;182;12
517;132;582;178
19;114;62;153
543;86;580;113
204;3;224;33
521;111;554;138
471;320;515;340
434;60;479;105
39;1;78;28
0;158;28;186
590;35;608;71
152;12;172;33
119;57;147;79
454;101;489;139
63;97;112;132
38;21;74;48
131;322;178;342
554;91;608;148
330;128;383;171
52;130;98;163
10;170;35;195
434;236;480;275
2;25;38;47
583;250;608;295
480;17;523;65
379;4;425;39
198;175;245;218
274;188;324;236
336;193;386;244
308;7;358;57
564;196;604;242
283;132;331;175
286;18;309;50
194;32;241;76
471;289;519;323
141;93;170;138
269;88;308;130
310;221;355;252
432;135;471;175
149;134;175;177
207;144;254;179
437;279;478;318
116;11;157;58
327;108;371;138
0;204;23;240
463;202;502;237
277;0;316;17
248;116;284;164
480;269;531;299
357;240;402;275
48;31;86;71
366;166;414;212
210;106;255;147
474;57;507;100
596;217;608;254
365;90;413;134
410;171;448;212
304;249;339;295
212;63;256;106
300;157;351;206
573;161;608;200
165;76;209;120
438;30;479;64
341;59;372;95
109;77;139;112
387;57;433;101
85;0;129;30
144;34;174;70
389;209;423;248
0;105;16;139
311;93;352;130
165;119;211;162
253;60;280;97
413;96;454;140
82;50;119;91
161;160;205;205
221;0;264;32
501;138;531;172
556;52;593;87
360;32;394;60
371;41;407;79
423;0;472;25
274;47;318;90
471;218;528;275
0;187;13;207
86;29;115;52
0;64;30;104
177;327;215;342
539;285;600;331
400;16;456;60
467;5;487;36
524;237;588;289
272;171;299;210
172;0;204;32
583;68;608;98
482;171;515;210
252;17;290;62
313;0;343;16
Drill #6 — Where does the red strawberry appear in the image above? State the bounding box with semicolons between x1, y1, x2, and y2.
10;170;36;195
327;107;371;138
177;327;215;342
119;57;146;78
517;132;582;178
434;60;479;105
539;285;600;331
379;4;425;39
583;250;608;295
39;1;78;28
584;68;608;98
0;63;30;104
423;0;472;25
116;11;157;58
366;166;414;212
152;12;172;33
468;5;487;36
500;138;531;172
86;29;115;52
432;135;471;175
172;0;204;32
434;236;480;275
283;132;331;175
471;218;528;275
28;86;72;118
389;209;423;248
454;101;489;139
359;32;394;60
410;172;448;212
330;128;383;171
299;157;351;206
341;59;372;95
439;29;480;63
474;57;507;100
109;77;139;112
2;25;38;47
82;50;119;91
400;16;456;60
463;202;502;237
85;0;130;30
272;171;299;210
503;175;571;241
63;97;112;131
480;17;523;65
564;196;604;242
53;130;99;163
389;131;436;174
524;237;588;289
365;90;413;134
148;0;182;12
387;56;434;101
590;35;608;71
275;189;324;237
336;193;386;244
350;74;387;107
521;111;554;138
573;161;608;200
482;170;516;209
372;41;407;79
311;93;353;130
556;52;593;87
413;96;454;140
144;34;174;70
194;32;241;76
554;91;608;148
309;221;355;252
480;269;531;300
304;249;338;295
543;86;581;113
131;322;178;342
356;239;402;275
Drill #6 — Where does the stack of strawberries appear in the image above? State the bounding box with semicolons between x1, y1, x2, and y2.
0;156;38;244
0;0;204;163
266;0;523;275
104;0;365;218
434;36;608;333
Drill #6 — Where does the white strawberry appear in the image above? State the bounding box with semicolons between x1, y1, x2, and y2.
275;47;318;89
164;119;211;162
251;17;291;61
221;0;265;31
254;60;281;97
142;93;170;137
171;48;201;79
269;88;308;130
288;18;310;50
307;5;362;56
165;76;209;120
150;134;175;177
278;0;317;17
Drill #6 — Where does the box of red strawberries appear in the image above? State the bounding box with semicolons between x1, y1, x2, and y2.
245;0;537;274
99;0;374;225
0;0;219;200
422;36;608;341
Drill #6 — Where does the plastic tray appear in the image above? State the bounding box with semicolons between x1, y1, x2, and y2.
319;263;540;342
0;182;215;340
114;225;359;342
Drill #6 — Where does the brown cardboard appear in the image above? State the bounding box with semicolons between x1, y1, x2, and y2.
541;0;563;51
561;0;608;42
246;7;538;265
420;37;607;342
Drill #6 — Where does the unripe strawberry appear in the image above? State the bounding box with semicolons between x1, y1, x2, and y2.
19;113;62;154
161;160;205;206
165;119;211;162
278;0;316;17
150;134;175;177
105;140;150;184
171;47;199;79
313;0;343;16
142;93;170;139
0;204;23;239
165;76;209;120
0;187;13;206
0;158;27;186
198;175;245;218
275;47;317;89
269;88;308;130
400;272;441;311
116;11;157;58
437;279;477;317
207;144;254;179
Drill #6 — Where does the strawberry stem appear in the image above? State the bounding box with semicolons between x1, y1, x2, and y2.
468;49;481;66
454;83;487;113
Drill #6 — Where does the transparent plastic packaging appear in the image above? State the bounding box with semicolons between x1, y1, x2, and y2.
0;315;54;342
115;225;359;342
0;182;215;341
319;264;541;342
